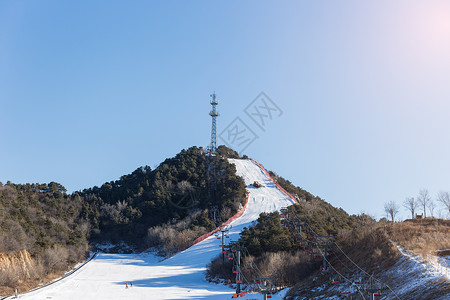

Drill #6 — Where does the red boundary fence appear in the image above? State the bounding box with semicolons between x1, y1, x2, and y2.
249;158;297;204
191;194;250;246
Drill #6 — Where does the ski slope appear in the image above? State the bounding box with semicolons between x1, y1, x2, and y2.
14;159;295;300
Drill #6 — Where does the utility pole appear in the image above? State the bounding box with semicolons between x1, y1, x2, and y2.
236;246;241;294
227;241;245;295
219;227;229;263
210;205;220;225
254;277;277;300
366;275;382;300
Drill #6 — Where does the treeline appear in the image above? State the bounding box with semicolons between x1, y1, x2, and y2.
0;182;89;258
0;182;90;288
384;189;450;222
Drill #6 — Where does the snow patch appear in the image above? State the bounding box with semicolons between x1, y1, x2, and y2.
393;242;450;280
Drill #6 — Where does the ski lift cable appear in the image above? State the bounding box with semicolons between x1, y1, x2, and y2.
332;242;401;300
284;210;400;299
241;248;264;280
299;215;401;300
314;244;367;300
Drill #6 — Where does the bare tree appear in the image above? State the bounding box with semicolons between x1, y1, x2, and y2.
384;200;400;222
417;189;431;218
403;197;417;219
437;191;450;216
427;200;436;217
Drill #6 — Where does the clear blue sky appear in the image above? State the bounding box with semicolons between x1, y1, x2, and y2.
2;0;450;219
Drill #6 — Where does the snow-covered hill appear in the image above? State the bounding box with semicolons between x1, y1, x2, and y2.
12;159;294;300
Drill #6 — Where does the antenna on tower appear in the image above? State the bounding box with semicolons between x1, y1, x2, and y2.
208;92;219;155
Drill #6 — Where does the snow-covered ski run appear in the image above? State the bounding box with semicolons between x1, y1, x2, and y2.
13;159;295;300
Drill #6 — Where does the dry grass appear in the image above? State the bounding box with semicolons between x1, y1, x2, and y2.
336;218;450;273
0;271;68;297
0;246;89;297
384;218;450;257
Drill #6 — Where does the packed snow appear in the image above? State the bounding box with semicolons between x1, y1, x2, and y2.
10;159;295;300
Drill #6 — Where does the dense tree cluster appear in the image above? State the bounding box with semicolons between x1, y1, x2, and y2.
78;146;247;245
240;212;292;256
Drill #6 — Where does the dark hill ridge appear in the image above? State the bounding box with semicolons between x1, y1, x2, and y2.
77;146;247;246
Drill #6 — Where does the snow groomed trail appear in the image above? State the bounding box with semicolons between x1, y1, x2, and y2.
17;159;295;300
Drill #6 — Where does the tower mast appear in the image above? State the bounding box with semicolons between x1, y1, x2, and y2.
209;92;219;154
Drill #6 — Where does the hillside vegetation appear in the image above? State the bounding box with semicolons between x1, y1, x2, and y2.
0;183;89;295
208;172;449;299
0;146;247;293
207;180;359;286
78;146;246;250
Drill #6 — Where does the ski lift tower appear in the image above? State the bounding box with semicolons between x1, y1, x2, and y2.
208;92;219;155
